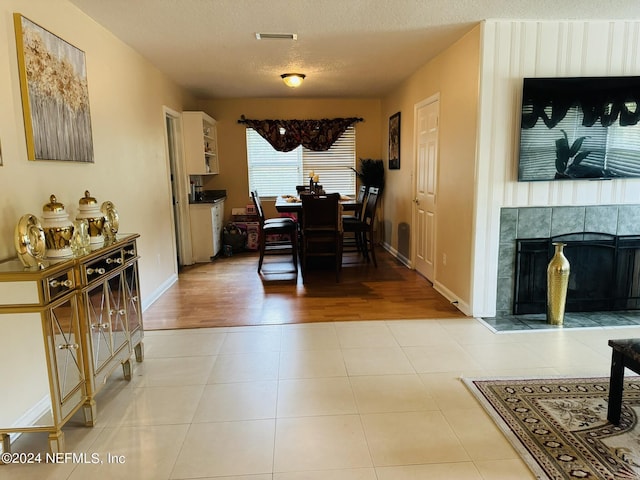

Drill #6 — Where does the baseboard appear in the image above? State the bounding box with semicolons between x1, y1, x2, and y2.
2;396;51;450
433;281;471;316
380;242;411;268
142;272;178;311
380;242;469;316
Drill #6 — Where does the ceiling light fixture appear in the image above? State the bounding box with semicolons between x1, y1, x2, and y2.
281;73;306;88
256;33;297;40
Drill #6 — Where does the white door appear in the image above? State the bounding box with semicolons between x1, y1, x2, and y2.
414;96;439;281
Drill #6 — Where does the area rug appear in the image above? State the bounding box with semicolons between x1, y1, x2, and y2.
463;377;640;479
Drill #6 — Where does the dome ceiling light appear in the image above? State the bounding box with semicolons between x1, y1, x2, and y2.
255;33;297;40
281;73;306;88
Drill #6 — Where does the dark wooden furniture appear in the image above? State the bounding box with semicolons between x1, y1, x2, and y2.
296;184;322;194
251;191;298;274
342;185;368;222
300;193;343;282
607;338;640;424
275;195;360;214
342;186;380;266
343;185;369;253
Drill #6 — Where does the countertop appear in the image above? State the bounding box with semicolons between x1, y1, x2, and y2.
189;189;227;205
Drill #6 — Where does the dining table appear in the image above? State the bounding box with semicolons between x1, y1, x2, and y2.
275;194;361;214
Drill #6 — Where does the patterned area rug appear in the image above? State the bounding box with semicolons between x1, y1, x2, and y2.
464;377;640;479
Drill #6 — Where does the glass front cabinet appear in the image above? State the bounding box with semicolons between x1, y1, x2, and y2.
0;234;144;456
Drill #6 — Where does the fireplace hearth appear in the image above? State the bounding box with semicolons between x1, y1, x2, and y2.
513;233;640;315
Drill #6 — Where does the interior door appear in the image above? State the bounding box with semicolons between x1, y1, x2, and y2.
414;97;439;281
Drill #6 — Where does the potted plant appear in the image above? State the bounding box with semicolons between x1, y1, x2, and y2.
351;158;385;193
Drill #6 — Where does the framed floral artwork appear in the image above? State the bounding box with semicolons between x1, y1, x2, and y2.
388;111;400;170
14;14;94;162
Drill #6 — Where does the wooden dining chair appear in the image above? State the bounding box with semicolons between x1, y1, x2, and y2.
343;185;368;221
342;187;380;266
342;185;368;252
251;190;298;274
296;185;322;194
300;193;342;282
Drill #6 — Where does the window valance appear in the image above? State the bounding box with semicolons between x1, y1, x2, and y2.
238;115;363;152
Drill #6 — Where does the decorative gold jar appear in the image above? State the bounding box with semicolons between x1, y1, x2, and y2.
41;194;74;258
76;190;105;245
547;242;570;325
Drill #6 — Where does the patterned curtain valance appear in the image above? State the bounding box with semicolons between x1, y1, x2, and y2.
238;116;363;152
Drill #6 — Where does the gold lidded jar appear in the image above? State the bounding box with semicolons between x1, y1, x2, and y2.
41;194;74;258
76;190;105;245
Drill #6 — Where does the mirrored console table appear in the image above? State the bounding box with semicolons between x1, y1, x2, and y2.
0;234;144;456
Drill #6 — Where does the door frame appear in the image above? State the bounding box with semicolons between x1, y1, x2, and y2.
162;106;191;266
411;93;440;278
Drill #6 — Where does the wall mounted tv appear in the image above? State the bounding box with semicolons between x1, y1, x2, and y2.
518;76;640;181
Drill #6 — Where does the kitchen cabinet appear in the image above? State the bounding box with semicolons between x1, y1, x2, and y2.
183;111;218;175
0;234;144;455
189;200;225;262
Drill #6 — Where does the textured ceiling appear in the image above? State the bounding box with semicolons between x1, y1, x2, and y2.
68;0;640;99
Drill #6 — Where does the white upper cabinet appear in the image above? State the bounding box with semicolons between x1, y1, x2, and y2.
183;111;219;175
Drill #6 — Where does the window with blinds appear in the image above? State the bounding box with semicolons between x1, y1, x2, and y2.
246;126;356;197
519;104;640;181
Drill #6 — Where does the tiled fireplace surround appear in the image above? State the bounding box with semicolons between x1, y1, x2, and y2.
494;204;640;327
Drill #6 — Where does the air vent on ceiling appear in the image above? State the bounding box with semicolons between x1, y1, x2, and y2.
255;33;298;40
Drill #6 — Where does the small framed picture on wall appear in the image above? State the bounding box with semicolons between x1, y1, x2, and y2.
388;112;400;170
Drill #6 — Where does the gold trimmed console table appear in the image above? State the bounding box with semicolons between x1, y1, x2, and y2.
0;234;144;456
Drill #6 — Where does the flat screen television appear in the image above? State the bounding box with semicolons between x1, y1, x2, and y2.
517;76;640;181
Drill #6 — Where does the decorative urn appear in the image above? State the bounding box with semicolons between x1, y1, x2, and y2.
41;194;74;257
76;190;105;245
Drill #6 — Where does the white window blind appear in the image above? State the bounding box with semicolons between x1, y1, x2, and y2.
246;126;356;197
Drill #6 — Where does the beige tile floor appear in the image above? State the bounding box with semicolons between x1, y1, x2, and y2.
4;318;635;480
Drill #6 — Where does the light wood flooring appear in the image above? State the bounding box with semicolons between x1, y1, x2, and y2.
143;248;466;330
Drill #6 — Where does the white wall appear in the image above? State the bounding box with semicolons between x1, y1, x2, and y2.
472;20;640;317
0;0;191;305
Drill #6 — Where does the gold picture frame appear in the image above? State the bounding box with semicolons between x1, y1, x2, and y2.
14;13;94;162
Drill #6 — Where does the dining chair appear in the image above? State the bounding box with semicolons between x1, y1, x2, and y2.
296;185;322;194
300;193;343;282
343;185;368;221
342;186;380;266
342;185;368;252
251;191;298;274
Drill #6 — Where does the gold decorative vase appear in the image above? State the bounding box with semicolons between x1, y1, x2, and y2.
547;242;570;325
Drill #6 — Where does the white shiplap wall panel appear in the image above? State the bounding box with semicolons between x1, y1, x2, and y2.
469;21;498;313
536;23;564;74
583;23;613;74
471;20;640;317
608;23;626;71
